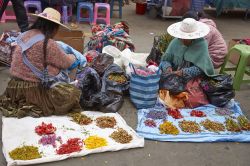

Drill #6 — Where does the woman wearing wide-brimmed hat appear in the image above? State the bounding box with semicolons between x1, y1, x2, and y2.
0;8;81;118
161;18;215;80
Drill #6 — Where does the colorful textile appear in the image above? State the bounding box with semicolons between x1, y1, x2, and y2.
87;23;135;52
137;100;250;142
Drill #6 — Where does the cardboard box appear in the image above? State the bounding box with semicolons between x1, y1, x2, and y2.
54;27;85;53
228;39;250;66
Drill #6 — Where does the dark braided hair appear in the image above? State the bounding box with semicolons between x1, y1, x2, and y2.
29;18;59;66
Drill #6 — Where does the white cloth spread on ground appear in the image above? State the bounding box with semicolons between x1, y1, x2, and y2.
2;111;144;166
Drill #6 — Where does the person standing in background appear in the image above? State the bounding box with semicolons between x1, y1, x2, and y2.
0;0;29;32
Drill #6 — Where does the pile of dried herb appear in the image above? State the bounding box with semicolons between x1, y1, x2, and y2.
237;116;250;131
69;113;92;125
35;122;56;135
146;110;166;120
108;73;127;84
225;118;241;132
84;136;108;149
39;134;62;148
110;128;133;144
144;119;157;127
159;121;179;135
96;116;116;128
215;108;233;116
168;108;183;119
201;119;225;133
179;120;201;133
56;138;82;155
9;145;41;160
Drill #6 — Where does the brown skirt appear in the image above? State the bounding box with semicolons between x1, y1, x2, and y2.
0;79;81;118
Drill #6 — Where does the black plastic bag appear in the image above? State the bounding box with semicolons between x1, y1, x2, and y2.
146;36;162;65
77;67;124;113
91;53;114;77
200;74;235;107
159;73;186;95
101;64;129;95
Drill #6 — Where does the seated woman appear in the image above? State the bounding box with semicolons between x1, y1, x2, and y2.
160;18;216;109
161;18;215;80
183;11;228;69
0;8;81;118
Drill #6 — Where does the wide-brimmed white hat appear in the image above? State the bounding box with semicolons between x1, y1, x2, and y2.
167;18;210;39
30;8;69;29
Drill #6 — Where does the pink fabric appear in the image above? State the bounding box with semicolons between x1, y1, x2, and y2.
200;19;228;69
10;29;74;82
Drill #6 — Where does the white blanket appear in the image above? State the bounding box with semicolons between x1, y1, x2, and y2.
2;111;144;166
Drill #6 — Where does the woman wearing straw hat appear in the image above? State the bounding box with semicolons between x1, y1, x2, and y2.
161;18;215;80
0;8;82;118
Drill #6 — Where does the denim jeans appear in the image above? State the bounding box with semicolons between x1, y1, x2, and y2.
0;0;29;32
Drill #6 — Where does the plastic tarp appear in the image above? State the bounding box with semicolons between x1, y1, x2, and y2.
136;100;250;142
2;111;144;166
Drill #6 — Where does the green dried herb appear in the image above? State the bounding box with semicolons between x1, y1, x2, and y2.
237;116;250;131
69;113;92;125
179;120;201;133
9;145;42;160
159;121;179;135
201;119;225;133
225;118;241;132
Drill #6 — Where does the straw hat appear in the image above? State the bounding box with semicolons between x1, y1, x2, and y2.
167;18;210;39
30;8;69;29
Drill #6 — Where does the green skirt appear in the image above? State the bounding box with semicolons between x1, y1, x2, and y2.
0;79;81;118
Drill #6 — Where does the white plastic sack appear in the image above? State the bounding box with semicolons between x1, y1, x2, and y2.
2;112;144;166
102;45;123;68
121;48;149;75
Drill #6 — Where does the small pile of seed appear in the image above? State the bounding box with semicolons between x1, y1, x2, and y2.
159;121;179;135
9;145;41;160
237;116;250;131
146;110;166;120
201;119;225;133
144;119;157;128
225;118;241;132
84;136;108;149
96;116;117;128
110;128;133;144
69;113;92;125
179;120;201;133
108;73;127;84
215;108;233;116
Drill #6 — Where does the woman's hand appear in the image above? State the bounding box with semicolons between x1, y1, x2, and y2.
172;70;183;76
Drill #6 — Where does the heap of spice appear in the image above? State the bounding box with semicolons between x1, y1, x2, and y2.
146;110;166;120
179;120;201;133
56;138;82;155
96;116;117;128
110;128;133;144
69;113;92;125
39;134;62;148
108;73;127;84
35;122;56;136
159;121;179;135
84;136;108;149
215;108;233;116
144;119;157;127
237;116;250;131
190;110;206;117
225;118;241;132
167;108;183;119
201;119;225;133
9;145;41;160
